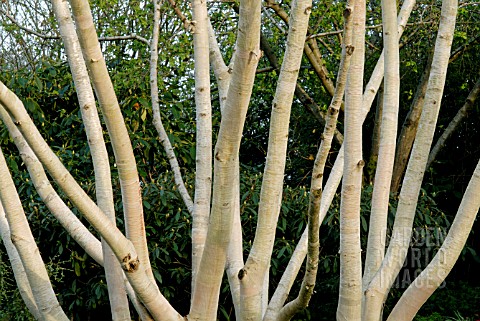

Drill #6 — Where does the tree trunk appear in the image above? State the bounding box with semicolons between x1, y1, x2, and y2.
362;0;400;300
363;0;458;317
51;1;131;318
337;0;365;319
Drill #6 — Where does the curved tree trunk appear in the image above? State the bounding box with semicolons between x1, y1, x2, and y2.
51;1;131;318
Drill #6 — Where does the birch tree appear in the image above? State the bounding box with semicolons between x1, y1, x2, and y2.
0;0;479;320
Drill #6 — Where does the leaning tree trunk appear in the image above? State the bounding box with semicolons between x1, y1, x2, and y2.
362;0;458;318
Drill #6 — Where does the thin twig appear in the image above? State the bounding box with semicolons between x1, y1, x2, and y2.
0;8;149;45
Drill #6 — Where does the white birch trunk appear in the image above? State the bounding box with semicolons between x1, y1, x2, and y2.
0;200;41;320
363;0;458;317
336;0;365;319
362;0;400;293
207;19;246;317
0;82;182;321
387;159;480;320
239;0;312;319
189;0;261;319
51;1;130;318
0;149;69;321
67;0;155;287
191;0;213;290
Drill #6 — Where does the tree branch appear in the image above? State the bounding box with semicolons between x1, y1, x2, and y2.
0;8;149;45
426;76;480;169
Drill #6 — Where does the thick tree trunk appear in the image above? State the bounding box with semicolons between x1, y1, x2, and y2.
337;0;365;319
189;1;261;319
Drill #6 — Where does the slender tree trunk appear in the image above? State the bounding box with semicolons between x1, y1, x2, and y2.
387;158;480;321
0;149;69;321
191;0;213;290
0;201;41;320
363;0;458;317
51;1;130;318
67;0;155;287
362;0;416;112
151;1;194;215
362;0;400;299
239;0;312;319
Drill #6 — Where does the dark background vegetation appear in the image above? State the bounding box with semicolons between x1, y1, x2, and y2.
0;0;479;319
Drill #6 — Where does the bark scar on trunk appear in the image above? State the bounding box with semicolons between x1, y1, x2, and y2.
121;253;140;272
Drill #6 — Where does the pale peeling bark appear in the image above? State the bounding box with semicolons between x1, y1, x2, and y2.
426;76;480;169
208;20;245;317
189;1;261;319
239;0;312;319
51;1;130;318
191;0;213;289
363;0;458;318
0;200;41;320
362;0;400;293
0;83;182;321
336;0;365;319
67;0;154;286
387;159;480;321
0;149;69;321
151;1;194;215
